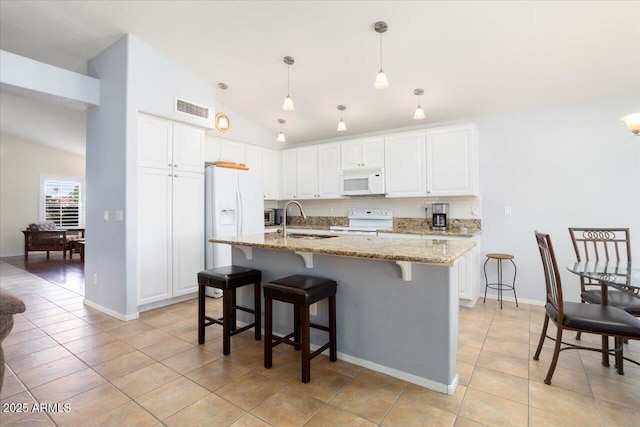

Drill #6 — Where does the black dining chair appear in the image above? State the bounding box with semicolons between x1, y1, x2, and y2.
533;231;640;385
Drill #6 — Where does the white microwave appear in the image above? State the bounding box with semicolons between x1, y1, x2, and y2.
340;168;385;196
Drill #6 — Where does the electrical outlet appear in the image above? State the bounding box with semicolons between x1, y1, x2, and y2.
103;211;110;221
504;206;512;216
115;210;124;222
309;303;318;316
93;273;98;285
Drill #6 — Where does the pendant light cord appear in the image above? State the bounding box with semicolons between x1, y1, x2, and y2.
287;64;290;96
379;33;383;70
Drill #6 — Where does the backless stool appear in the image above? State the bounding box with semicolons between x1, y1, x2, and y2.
197;266;262;355
263;275;337;383
483;253;518;309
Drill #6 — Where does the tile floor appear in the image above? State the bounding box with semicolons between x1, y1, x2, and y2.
1;260;639;426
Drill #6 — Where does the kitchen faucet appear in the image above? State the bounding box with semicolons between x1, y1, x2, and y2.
280;200;306;237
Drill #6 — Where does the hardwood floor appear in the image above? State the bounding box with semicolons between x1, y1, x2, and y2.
2;252;84;295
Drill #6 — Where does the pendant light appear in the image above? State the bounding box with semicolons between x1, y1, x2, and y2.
282;56;295;111
276;119;287;142
373;21;389;89
337;105;347;132
413;88;426;120
621;113;640;136
215;83;231;133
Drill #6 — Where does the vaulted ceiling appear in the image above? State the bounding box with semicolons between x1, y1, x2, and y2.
1;1;639;155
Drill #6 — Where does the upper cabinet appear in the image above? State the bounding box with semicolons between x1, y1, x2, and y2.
138;115;203;172
262;148;280;200
281;149;297;199
296;146;318;199
220;140;246;164
288;144;342;200
384;132;427;198
340;138;384;169
425;124;479;196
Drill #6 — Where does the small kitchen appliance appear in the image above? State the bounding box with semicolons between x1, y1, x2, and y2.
273;208;284;225
264;209;275;226
329;209;393;235
431;203;449;231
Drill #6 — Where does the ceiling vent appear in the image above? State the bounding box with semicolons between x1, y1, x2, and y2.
175;98;210;119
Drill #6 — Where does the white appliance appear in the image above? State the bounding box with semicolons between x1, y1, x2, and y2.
205;165;264;296
340;168;385;196
330;209;393;236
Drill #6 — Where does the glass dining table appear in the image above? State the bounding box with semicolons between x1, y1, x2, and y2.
567;261;640;372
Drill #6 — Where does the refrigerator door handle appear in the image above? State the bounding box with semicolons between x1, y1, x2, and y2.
238;190;244;235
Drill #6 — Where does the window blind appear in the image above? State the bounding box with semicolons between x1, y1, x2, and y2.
43;180;82;227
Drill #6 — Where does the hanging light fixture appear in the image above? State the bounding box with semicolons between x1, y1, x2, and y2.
337;105;347;131
413;88;426;120
282;56;295;111
276;119;287;142
621;113;640;136
373;21;389;89
215;83;231;133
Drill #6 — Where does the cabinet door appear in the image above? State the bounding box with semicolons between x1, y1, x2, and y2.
138;115;172;170
361;137;385;168
457;251;471;300
245;145;263;173
426;124;478;196
340;140;362;169
220;140;246;163
172;171;204;297
384;133;427;197
137;168;172;305
262;148;280;200
281;149;297;199
296;146;318;199
173;123;204;172
204;136;222;163
317;144;341;198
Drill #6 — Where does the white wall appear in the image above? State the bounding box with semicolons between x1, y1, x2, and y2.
0;133;85;256
477;95;640;304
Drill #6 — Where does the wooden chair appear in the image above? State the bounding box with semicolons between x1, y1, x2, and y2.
533;231;640;384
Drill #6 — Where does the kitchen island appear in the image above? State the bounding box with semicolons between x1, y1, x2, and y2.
209;233;476;394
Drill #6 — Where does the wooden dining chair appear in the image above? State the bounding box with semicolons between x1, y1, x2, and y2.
533;231;640;384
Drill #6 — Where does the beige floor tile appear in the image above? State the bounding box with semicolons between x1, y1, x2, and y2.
305;404;376;427
62;332;118;353
476;349;529;379
587;370;640;410
597;399;640;427
50;323;103;344
286;366;351;402
529;343;585;372
30;367;107;402
79;400;159;427
529;381;599;424
382;396;457;426
139;336;195;360
186;358;253;391
0;370;27;400
400;383;466;415
468;366;528;405
165;393;245;427
93;350;156;381
39;318;90;335
112;363;181;398
483;336;530;360
458;388;528;427
6;344;72;373
457;361;474;386
122;328;172;349
457;344;482;365
160;318;199;337
27;310;76;325
15;355;87;389
49;382;130;426
0;391;53;426
529;359;592;396
453;416;486;426
215;371;284;410
136;377;210;420
108;321;156;339
3;336;59;360
140;311;186;328
75;340;136;366
251;387;325;427
92;316;128;331
229;413;275;427
3;327;47;346
161;347;220;374
529;406;599;427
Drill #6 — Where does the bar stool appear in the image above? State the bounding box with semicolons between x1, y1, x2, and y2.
483;253;518;309
263;275;337;383
197;266;262;355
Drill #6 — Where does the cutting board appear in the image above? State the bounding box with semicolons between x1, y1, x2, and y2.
213;161;249;170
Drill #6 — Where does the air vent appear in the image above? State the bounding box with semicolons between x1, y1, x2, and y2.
175;98;210;119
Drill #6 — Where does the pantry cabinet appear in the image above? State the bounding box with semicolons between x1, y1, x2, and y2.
426;124;479;196
136;114;204;307
384;132;427;197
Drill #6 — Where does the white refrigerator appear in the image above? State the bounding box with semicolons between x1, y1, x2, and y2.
205;165;264;295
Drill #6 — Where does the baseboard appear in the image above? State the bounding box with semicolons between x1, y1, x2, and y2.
482;294;545;306
0;253;27;258
137;293;198;313
83;299;139;321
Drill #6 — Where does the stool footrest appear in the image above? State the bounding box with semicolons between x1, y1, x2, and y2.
311;342;330;359
310;322;329;332
229;323;256;337
236;306;256;315
270;331;298;348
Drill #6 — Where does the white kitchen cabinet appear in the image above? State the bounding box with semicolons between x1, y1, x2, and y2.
317;144;342;198
340;138;384;169
138;115;204;172
220;140;246;164
204;136;221;163
296;146;318;199
384;132;427;197
245;145;263;173
137;115;204;307
426;124;479;196
262;148;280;200
281;149;297;199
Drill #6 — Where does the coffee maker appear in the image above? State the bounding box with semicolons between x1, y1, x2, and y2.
431;203;449;231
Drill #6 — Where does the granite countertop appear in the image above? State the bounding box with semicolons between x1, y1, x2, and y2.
378;228;482;237
210;233;476;266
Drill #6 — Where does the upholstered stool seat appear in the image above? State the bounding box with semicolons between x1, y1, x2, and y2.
197;266;262;355
263;274;337;383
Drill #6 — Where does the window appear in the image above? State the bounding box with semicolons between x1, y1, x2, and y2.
39;175;85;228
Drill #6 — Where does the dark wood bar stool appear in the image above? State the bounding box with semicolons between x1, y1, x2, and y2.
263;275;337;383
197;266;262;355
